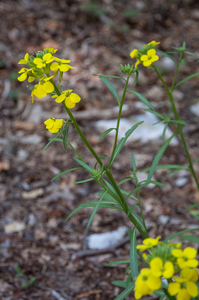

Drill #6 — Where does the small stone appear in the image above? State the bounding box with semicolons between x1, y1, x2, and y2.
20;134;42;144
16;149;29;162
175;177;189;187
158;215;169;225
4;221;26;234
190;103;199;117
27;214;36;226
170;218;182;225
22;188;44;199
87;226;127;250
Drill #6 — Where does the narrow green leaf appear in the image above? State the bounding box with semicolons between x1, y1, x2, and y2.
130;210;146;233
169;120;187;125
142;164;189;173
180;235;199;244
133;71;139;87
75;178;94;184
193;158;199;165
188;203;199;210
143;108;165;119
111;121;144;165
94;74;126;81
118;177;132;186
99;76;120;106
99;154;108;159
120;188;138;201
99;128;116;142
181;58;185;65
185;51;197;57
125;272;132;286
162;123;168;142
106;260;130;266
127;91;154;111
49;138;63;142
104;179;122;202
73;157;94;174
51;167;83;181
156;49;176;64
139;180;166;187
87;191;107;228
112;280;128;288
127;204;137;216
130;227;138;281
174;72;199;89
147;133;177;180
65;201;122;222
97;191;119;204
164;227;199;243
42;135;62;151
131;153;136;172
63;124;69;151
114;282;134;300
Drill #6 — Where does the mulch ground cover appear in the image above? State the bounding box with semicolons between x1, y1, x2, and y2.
1;0;199;299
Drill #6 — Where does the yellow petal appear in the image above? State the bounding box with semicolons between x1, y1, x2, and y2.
187;281;198;297
168;282;180;296
184;247;197;259
177;289;191;300
172;249;183;257
65;97;76;108
186;259;198;268
55;94;65;103
143;60;152;67
43;53;52;62
151;55;159;62
130;49;138;58
147;49;156;56
49;126;59;133
54;119;63;128
163;262;174;278
25;53;29;62
43;82;54;93
18;73;27;82
70;93;81;103
147;276;161;290
18;59;27;64
50;63;59;72
28;76;35;83
34;58;43;65
140;55;148;61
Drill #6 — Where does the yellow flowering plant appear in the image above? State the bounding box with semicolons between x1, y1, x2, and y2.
18;41;199;300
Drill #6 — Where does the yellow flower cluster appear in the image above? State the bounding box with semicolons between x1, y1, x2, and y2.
134;237;199;300
130;41;160;68
18;48;82;134
17;48;81;108
44;118;63;133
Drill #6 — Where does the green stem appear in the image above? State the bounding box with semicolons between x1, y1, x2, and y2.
51;80;148;238
153;65;199;190
108;75;130;170
135;176;147;233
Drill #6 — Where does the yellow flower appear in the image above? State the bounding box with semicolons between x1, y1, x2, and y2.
44;118;63;133
31;77;54;102
18;68;34;82
18;53;29;65
130;49;138;58
168;268;198;300
137;236;161;252
34;53;54;68
50;57;74;72
150;257;174;278
140;49;159;67
53;90;81;109
172;247;198;269
144;41;160;47
134;268;161;299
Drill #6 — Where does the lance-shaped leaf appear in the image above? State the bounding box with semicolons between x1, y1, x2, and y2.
111;121;144;165
73;157;94;174
42;135;62;151
93;74;126;81
51;167;83;181
114;282;135;300
147;133;178;180
130;227;138;282
87;191;107;228
173;72;199;89
63;124;69;151
127;91;154;111
99;128;116;142
99;76;120;106
156;49;176;64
